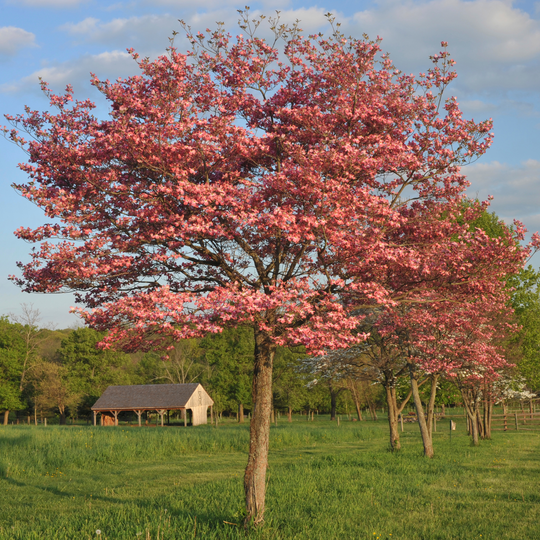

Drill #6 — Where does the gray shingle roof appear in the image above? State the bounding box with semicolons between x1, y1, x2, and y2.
91;383;212;411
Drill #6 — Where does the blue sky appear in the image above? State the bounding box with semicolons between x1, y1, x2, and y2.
1;0;540;327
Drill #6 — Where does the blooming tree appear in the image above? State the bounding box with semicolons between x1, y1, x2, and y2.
3;12;498;524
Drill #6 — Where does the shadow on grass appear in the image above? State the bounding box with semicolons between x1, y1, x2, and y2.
2;475;125;505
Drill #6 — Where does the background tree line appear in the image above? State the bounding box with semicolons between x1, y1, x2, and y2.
0;313;373;425
2;247;540;428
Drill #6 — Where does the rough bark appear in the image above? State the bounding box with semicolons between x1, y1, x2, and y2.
244;330;275;527
409;365;434;458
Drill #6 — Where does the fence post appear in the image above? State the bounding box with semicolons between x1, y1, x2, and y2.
515;412;519;431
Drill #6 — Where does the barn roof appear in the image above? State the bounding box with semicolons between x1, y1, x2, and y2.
91;383;213;411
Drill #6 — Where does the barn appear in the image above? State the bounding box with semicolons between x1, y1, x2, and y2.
91;383;214;427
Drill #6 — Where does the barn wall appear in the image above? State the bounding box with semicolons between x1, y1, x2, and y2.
191;406;208;426
185;384;214;409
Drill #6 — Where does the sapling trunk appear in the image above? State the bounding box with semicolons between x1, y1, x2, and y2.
409;365;434;458
244;330;275;527
426;374;439;439
460;387;481;446
238;403;244;423
3;410;8;426
385;385;401;451
329;387;338;420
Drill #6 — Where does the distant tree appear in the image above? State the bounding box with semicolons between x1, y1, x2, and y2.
58;327;132;404
157;339;206;385
0;316;26;424
273;346;307;421
30;361;80;424
200;327;253;419
9;304;44;394
506;266;540;392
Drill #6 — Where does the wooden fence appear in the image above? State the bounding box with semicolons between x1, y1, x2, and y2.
491;411;540;431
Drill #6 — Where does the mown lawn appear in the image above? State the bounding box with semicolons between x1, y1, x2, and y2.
0;416;539;539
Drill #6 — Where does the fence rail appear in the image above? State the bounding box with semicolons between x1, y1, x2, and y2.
491;411;540;431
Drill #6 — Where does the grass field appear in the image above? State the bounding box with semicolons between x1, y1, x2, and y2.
1;416;539;540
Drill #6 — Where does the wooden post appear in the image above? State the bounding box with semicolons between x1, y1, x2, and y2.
93;411;97;427
135;410;142;427
504;414;507;431
400;414;404;432
113;411;119;426
337;416;340;427
434;416;437;433
44;418;47;427
184;409;187;427
100;414;103;426
515;412;519;431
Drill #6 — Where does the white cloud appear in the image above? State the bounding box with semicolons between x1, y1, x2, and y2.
0;27;36;57
1;50;135;95
7;0;84;6
339;0;540;96
465;159;540;233
60;14;178;50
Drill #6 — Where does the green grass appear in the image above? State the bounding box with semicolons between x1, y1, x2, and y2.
1;416;539;539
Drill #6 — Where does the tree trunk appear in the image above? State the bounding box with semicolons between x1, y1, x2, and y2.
476;409;485;439
3;410;8;425
287;406;292;423
426;374;439;439
238;403;244;423
385;384;401;451
244;330;275;527
470;413;479;445
409;365;434;458
354;397;363;421
483;388;490;439
330;390;337;421
349;383;363;421
366;400;378;421
459;386;481;446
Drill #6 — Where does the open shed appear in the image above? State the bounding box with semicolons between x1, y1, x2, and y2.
91;383;213;427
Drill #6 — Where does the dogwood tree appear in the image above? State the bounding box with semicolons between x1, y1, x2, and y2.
4;12;498;524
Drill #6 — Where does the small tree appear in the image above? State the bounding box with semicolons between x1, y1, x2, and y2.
0;316;27;424
30;361;80;424
4;12;499;524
